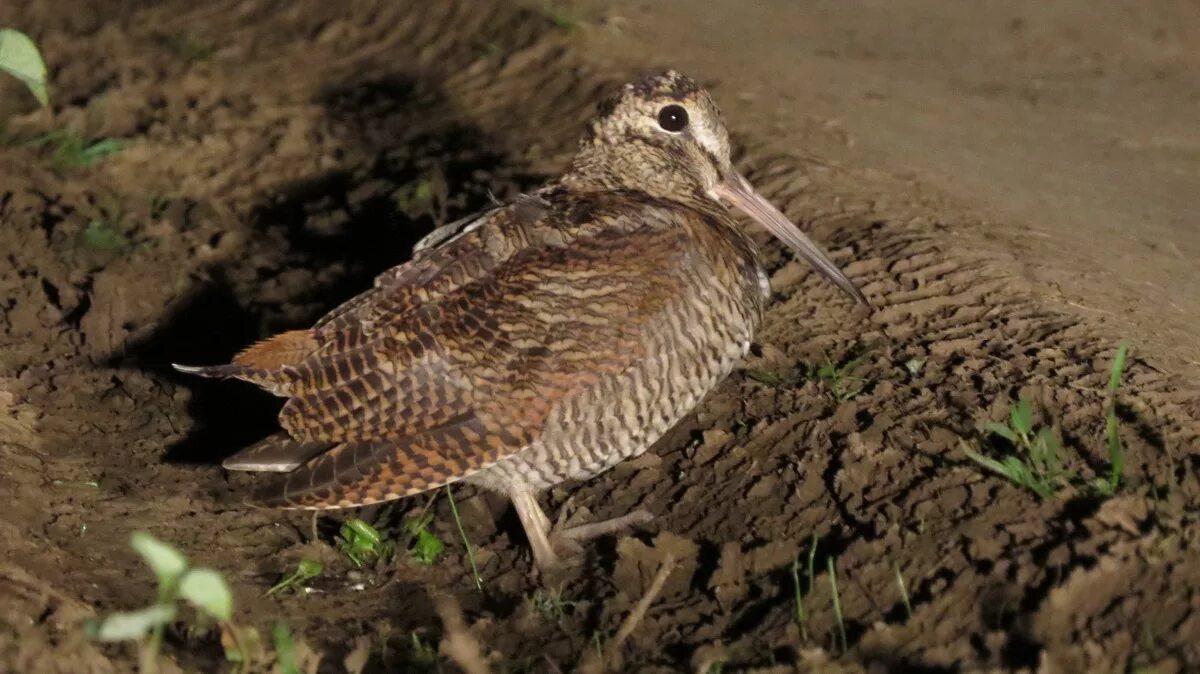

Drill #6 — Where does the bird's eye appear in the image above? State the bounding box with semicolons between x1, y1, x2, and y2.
657;104;688;132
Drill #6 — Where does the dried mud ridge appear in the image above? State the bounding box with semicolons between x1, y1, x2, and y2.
1;1;1198;672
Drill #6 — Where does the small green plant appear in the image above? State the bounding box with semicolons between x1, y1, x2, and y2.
529;587;578;625
406;631;439;669
746;368;800;387
963;341;1131;499
337;518;394;568
962;398;1069;498
271;623;300;674
903;357;926;376
1099;340;1130;495
826;556;847;653
28;129;123;169
403;514;445;565
445;486;483;591
86;532;234;673
790;532;819;641
266;558;323;596
79;219;131;251
0;29;49;106
393;171;448;224
894;563;912;620
811;345;873;400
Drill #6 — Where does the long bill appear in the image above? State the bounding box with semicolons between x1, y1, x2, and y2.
713;173;869;307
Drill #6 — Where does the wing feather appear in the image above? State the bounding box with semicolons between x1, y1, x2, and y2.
222;194;697;507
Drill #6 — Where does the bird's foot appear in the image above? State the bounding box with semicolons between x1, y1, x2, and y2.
553;508;654;544
544;504;654;566
510;489;653;576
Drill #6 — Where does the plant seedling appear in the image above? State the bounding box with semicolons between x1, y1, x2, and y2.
1096;340;1130;495
406;631;439;669
746;368;800;387
26;129;123;169
962;397;1071;499
337;518;394;568
86;532;234;673
790;532;819;641
810;344;874;400
79;219;131;251
0;29;49;107
826;556;847;653
272;623;301;674
266;558;323;596
529;586;579;625
403;514;445;565
894;563;912;620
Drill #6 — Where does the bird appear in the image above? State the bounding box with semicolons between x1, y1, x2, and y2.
174;71;867;572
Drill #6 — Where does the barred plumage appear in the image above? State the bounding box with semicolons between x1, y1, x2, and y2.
174;71;866;572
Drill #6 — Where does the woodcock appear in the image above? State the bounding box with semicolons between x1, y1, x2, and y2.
175;71;867;572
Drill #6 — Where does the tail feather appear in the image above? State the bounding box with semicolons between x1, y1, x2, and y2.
172;362;289;393
223;432;332;472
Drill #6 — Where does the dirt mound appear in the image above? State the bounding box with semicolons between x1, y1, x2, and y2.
1;0;1197;671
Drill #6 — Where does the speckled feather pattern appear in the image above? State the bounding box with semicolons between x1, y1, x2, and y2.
184;72;786;511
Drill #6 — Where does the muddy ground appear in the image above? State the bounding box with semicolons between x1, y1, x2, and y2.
1;1;1198;672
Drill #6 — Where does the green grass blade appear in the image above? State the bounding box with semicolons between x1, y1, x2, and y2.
790;556;807;641
1010;399;1034;437
1105;340;1129;493
826;556;847;653
962;441;1017;479
893;563;912;620
1108;340;1130;394
444;486;483;592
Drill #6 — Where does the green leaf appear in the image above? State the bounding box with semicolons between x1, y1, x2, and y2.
1035;426;1062;472
129;531;187;587
903;358;925;375
80;137;123;164
273;623;301;674
410;528;445;565
267;558;323;596
80;220;130;251
1108;340;1130;394
344;518;383;546
962;441;1013;478
178;567;233;621
982;421;1019;444
0;29;50;107
746;369;792;387
86;605;176;642
1010;399;1034;436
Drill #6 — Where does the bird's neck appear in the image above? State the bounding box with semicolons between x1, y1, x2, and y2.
561;139;707;208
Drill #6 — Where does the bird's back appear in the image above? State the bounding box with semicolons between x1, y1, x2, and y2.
207;187;767;508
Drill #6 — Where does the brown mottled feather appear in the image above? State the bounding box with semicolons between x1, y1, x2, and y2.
232;330;319;369
240;192;699;508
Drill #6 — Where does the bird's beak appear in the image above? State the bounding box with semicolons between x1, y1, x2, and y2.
712;172;868;306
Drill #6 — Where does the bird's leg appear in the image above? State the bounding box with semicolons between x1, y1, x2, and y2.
509;490;654;574
509;488;563;572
